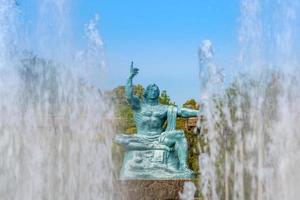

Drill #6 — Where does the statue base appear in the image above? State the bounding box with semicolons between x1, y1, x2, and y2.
114;179;193;200
119;150;194;179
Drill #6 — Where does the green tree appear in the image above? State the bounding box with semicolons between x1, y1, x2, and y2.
106;84;144;105
159;90;175;105
133;84;144;99
107;86;127;105
182;99;200;110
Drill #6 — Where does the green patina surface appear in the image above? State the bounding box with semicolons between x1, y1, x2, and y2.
111;63;201;180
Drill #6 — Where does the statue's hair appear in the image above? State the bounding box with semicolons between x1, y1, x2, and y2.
144;84;160;99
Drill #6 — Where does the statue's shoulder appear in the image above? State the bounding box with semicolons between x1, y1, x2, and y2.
166;104;177;109
160;104;178;113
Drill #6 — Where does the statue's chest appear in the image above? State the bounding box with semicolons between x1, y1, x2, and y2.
139;106;166;119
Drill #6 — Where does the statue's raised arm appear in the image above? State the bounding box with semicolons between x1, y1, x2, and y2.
125;62;141;110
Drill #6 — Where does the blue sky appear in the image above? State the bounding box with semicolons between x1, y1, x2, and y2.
19;0;240;104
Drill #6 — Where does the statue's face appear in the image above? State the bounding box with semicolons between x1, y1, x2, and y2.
145;84;160;100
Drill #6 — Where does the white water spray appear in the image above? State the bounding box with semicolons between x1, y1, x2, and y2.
0;1;116;200
200;1;300;200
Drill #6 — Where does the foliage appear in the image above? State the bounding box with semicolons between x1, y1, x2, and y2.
183;98;200;110
134;84;144;99
159;90;175;105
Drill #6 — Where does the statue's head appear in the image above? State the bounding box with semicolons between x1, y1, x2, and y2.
144;84;160;100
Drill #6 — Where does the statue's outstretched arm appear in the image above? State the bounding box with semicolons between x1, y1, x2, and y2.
125;62;141;110
177;107;199;118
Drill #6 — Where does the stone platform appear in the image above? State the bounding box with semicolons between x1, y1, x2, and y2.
114;179;199;200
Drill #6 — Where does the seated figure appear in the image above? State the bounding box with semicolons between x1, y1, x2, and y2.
114;63;199;179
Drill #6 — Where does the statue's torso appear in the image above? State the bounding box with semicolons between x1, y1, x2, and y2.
134;103;168;136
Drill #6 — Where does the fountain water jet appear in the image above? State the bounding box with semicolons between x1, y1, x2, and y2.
0;1;116;199
199;1;300;200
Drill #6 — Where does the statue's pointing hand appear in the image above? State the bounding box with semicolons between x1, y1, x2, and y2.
130;62;139;78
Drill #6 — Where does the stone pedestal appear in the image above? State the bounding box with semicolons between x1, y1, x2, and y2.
114;179;193;200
